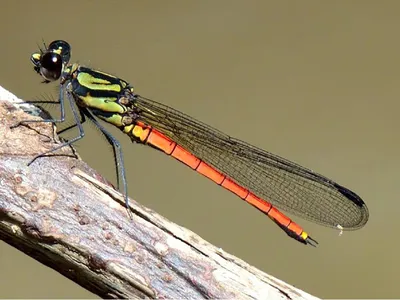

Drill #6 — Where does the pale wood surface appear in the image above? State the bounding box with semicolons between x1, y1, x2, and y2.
0;86;319;299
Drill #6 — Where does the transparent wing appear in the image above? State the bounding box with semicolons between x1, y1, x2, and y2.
133;95;369;230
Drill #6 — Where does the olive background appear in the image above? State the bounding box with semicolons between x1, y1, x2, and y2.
0;1;398;298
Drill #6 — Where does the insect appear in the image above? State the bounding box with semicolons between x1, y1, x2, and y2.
13;40;369;246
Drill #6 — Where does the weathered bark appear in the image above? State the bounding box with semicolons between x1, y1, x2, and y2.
0;86;319;299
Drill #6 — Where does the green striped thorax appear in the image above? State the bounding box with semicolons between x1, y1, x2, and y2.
30;40;139;130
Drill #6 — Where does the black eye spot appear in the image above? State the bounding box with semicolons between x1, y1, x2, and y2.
39;52;63;81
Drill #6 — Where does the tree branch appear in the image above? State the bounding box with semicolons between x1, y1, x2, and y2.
0;86;319;299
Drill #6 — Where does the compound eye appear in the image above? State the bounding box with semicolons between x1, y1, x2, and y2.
39;52;63;81
48;40;71;64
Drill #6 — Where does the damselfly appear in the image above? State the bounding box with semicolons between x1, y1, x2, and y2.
13;40;369;246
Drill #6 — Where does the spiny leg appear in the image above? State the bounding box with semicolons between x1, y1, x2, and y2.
80;108;131;218
20;94;87;138
57;109;86;135
26;96;88;135
80;111;121;190
10;85;66;130
26;90;86;166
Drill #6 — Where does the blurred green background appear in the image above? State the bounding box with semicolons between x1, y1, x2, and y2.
0;0;397;298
